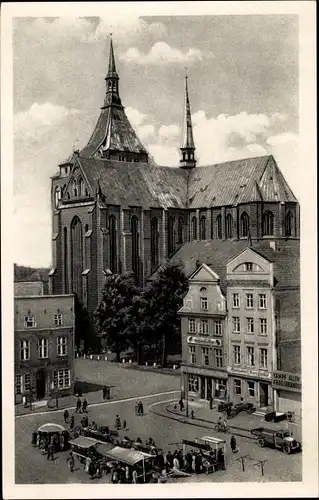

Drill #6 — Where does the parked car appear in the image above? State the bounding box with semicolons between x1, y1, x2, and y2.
251;427;301;454
234;402;256;414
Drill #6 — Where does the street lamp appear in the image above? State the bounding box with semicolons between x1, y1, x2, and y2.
184;358;189;418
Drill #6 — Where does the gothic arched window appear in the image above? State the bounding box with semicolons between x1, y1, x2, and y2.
109;215;117;274
168;216;175;255
72;179;78;197
285;211;293;237
241;212;249;238
78;177;84;197
63;227;68;293
191;216;197;240
263;211;274;236
131;216;139;282
216;215;222;239
71;216;83;298
54;186;61;208
200;216;206;240
226;214;233;239
178;217;184;244
151;217;159;270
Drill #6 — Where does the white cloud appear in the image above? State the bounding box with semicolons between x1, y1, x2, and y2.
21;17;95;44
125;107;148;128
266;132;298;146
158;124;180;142
148;144;179;167
119;42;214;65
138;124;156;141
14;102;79;143
88;17;167;43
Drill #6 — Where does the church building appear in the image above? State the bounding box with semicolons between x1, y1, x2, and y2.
49;38;299;320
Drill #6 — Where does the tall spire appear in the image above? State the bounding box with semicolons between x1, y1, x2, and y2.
180;70;196;169
103;35;122;108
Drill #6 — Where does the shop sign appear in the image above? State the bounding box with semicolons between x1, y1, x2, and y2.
272;371;302;392
187;336;221;346
227;366;271;380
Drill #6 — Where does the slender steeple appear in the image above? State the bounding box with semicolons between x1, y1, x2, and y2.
103;35;122;108
180;71;196;169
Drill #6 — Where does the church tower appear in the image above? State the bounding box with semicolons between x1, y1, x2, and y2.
179;75;196;169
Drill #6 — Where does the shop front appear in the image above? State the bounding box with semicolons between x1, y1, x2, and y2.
227;368;273;409
272;371;302;418
181;366;228;402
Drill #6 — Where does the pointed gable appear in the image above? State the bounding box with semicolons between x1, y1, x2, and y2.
189;262;220;283
258;155;297;202
61;159;93;202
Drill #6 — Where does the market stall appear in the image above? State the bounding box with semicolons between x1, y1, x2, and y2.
182;435;226;474
101;446;155;483
69;436;100;465
36;423;69;452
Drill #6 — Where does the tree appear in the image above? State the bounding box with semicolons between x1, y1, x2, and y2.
136;262;189;367
74;294;98;353
94;273;141;362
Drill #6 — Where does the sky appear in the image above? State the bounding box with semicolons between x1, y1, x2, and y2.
13;13;299;267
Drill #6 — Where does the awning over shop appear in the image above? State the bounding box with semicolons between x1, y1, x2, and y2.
102;446;153;465
37;423;66;433
69;436;99;449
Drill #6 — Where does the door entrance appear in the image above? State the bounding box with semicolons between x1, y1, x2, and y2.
259;383;269;407
36;370;46;400
206;378;212;400
200;376;205;399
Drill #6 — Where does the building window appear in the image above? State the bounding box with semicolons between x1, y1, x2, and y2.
131;216;139;283
53;369;71;389
216;215;222;239
244;262;253;271
168;216;175;255
214;321;222;336
226;214;233;239
232;293;240;308
215;348;223;368
57;336;67;356
188;374;199;392
232;317;240;333
189;318;196;333
71;216;83;298
246;317;254;334
15;374;22;395
72;179;78;197
78;176;84;197
285;211;293;237
38;338;48;359
200;297;208;310
260;348;268;369
215;379;226;397
202;347;209;366
234;379;242;395
198;320;209;335
20;340;30;361
24;315;36;328
16;373;31;394
63;227;69;293
109;215;117;274
234;345;241;365
151;217;159;269
177;217;184;243
54;313;63;326
262;211;274;236
247;347;255;366
258;294;267;309
245;293;254;309
259;318;268;335
241;212;249;238
200;216;206;240
189;346;196;364
247;381;255;398
191;216;197;240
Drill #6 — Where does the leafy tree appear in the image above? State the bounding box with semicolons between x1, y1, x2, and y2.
74;294;98;353
94;273;141;362
136;262;189;367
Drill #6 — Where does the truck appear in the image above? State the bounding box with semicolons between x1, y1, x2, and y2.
251;427;302;454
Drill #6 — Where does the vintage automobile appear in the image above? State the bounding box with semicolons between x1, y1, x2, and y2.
233;402;256;414
251;427;302;454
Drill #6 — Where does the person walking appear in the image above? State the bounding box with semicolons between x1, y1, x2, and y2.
209;395;213;410
173;455;180;471
123;419;127;430
132;468;138;484
230;435;237;453
63;409;69;424
115;415;121;430
66;452;75;472
102;386;107;400
107;387;111;400
47;442;55;461
179;398;184;411
70;415;75;431
76;398;81;413
82;398;88;413
139;401;144;416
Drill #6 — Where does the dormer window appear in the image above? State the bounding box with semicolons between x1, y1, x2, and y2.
244;262;253;271
200;297;208;310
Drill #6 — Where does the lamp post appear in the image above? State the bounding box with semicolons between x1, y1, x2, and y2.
185;358;189;418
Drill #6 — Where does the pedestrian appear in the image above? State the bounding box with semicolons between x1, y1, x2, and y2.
70;415;75;431
82;398;88;413
31;431;37;446
91;420;98;431
179;398;184;411
36;432;40;447
139;401;144;416
112;468;119;484
209;395;213;410
192;452;196;472
166;450;173;469
173;455;180;471
85;456;90;473
47;442;55;461
230;435;237;453
76;397;81;413
63;409;69;424
132;468;138;484
125;465;130;483
107;387;111;400
190;410;194;419
102;386;107;400
66;452;75;472
123;419;127;430
115;415;121;430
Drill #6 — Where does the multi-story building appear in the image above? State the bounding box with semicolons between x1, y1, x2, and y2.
226;247;274;409
14;283;75;403
179;263;228;401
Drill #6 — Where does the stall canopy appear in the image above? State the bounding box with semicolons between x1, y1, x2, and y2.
37;423;66;433
200;436;226;445
102;446;153;465
69;436;99;448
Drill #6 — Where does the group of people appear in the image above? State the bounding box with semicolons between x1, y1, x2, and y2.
31;431;69;460
134;401;144;416
102;386;111;400
75;397;88;414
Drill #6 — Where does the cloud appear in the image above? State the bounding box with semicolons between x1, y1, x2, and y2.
14;102;79;143
158;124;180;142
15;17;95;45
125;106;148;128
119;42;214;65
88;17;167;43
266;132;298;146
